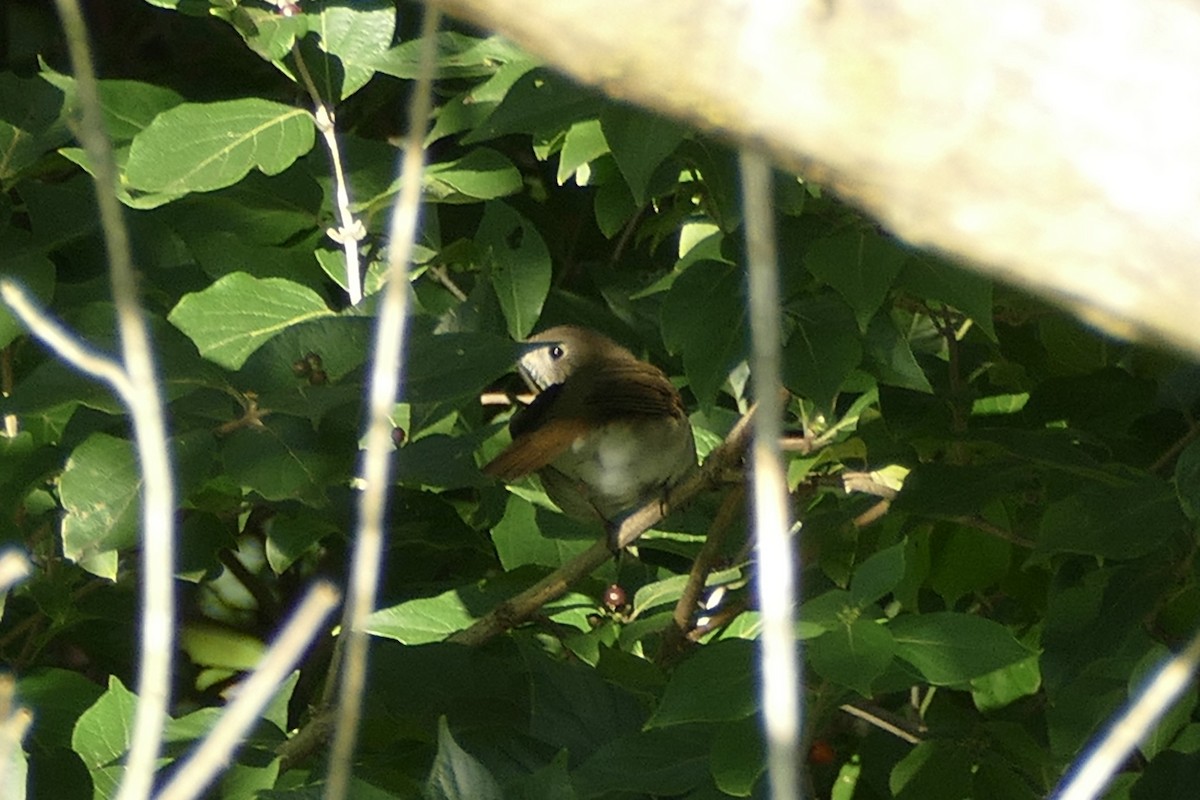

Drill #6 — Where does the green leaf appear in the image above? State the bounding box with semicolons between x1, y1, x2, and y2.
464;69;603;143
571;727;708;797
890;741;974;800
523;639;644;756
1129;749;1200;799
971;654;1042;713
1037;478;1185;559
783;293;863;411
165;168;324;247
600;106;685;204
477;202;551;339
58;145;187;209
863;312;934;393
59;434;140;579
426;56;540;145
798;589;855;633
125;98;315;195
19;172;99;250
892;462;1029;518
849;542;906;607
709;716;764;797
899;254;996;341
1175;438;1200;521
366;588;482;644
807;617;896;696
557;119;609;185
177;511;235;582
307;0;396;100
220;417;351;506
1022;368;1155;435
71;676;135;770
489;495;596;570
661;260;747;409
425;717;503;800
181;624;266;670
18;669;106;752
648;640;757;727
594;177;638;238
805;231;910;329
508;752;578;800
630;567;745;617
266;512;338;574
929;526;1012;606
227;6;309;64
425;149;523;202
40;68;183;142
370;32;528;80
891;612;1033;685
168;272;335;370
238;315;371;387
0;73;69;182
405;329;522;403
1039;314;1109;376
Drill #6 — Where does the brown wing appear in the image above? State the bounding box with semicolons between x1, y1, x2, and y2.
482;416;591;481
576;361;685;421
483;384;589;480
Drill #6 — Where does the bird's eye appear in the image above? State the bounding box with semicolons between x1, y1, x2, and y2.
549;345;565;360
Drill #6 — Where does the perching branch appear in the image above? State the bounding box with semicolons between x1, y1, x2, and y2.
661;483;745;660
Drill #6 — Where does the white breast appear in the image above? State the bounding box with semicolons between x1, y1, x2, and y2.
545;416;696;521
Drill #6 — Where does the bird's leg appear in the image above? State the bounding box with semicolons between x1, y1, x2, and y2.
604;517;623;555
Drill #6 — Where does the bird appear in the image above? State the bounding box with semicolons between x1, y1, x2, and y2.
482;325;697;528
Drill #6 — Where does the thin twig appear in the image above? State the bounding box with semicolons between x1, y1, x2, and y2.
293;50;367;305
0;285;133;400
50;5;178;800
427;265;469;302
686;598;748;641
156;583;341;800
851;499;892;529
950;515;1035;548
841;471;899;500
662;484;745;659
323;8;441;800
1149;420;1200;475
839;700;924;745
740;148;801;800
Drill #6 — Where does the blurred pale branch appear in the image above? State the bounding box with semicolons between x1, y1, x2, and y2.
429;0;1200;356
